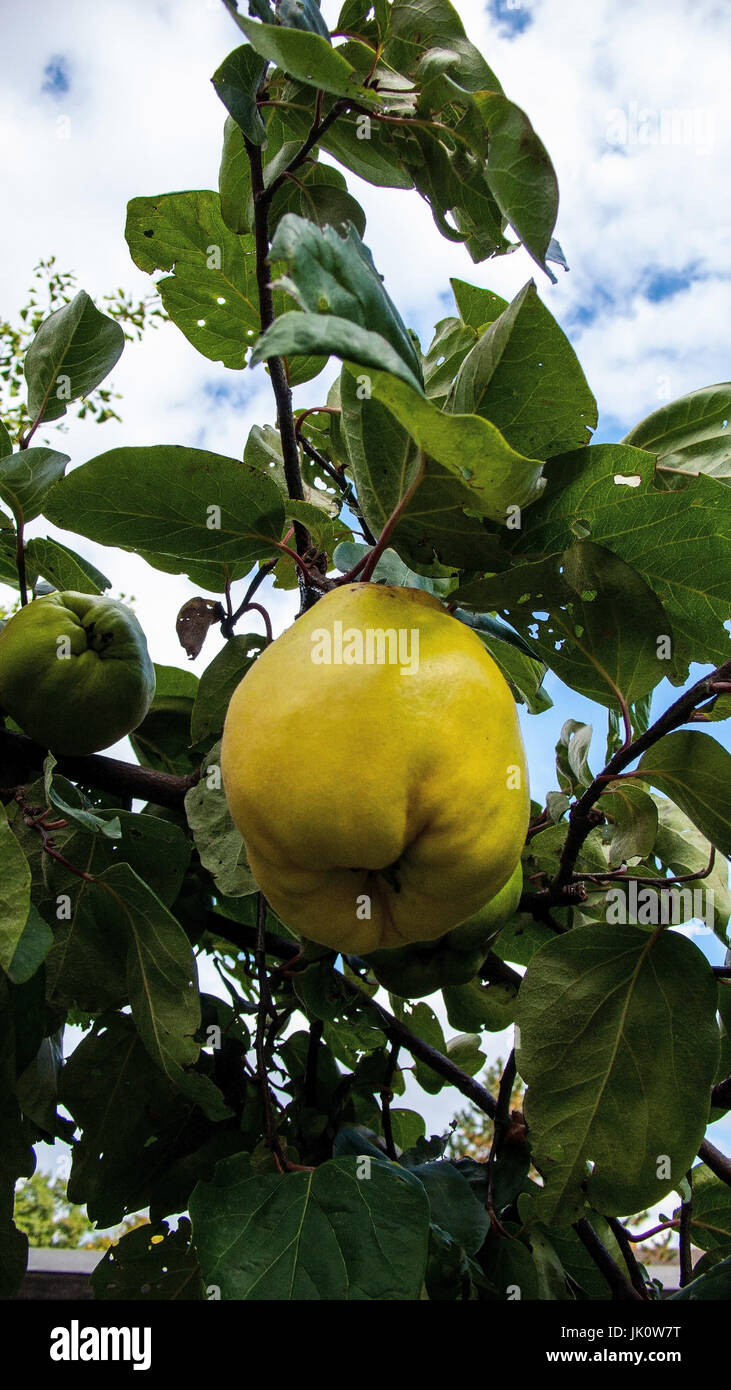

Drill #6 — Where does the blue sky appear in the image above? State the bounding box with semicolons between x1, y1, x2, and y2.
2;0;728;1165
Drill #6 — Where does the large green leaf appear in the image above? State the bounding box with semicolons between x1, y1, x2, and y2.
623;384;731;483
23;291;124;426
451;281;597;459
125;191;260;366
637;732;731;857
98;864;230;1120
456;541;672;708
0;448;69;524
190;1153;430;1299
257;214;422;388
43;445;285;590
59;1015;193;1228
519;443;731;671
475;92;559;279
339;370;511;570
517;924;720;1224
364;369;546;521
223;11;379;103
386;0;501;91
0;802;31;974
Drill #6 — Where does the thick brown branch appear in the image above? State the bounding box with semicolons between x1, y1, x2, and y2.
245;137;309;566
0;728;196;809
698;1137;731;1189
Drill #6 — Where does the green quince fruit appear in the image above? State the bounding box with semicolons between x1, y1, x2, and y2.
446;860;524;953
0;591;155;755
364;862;524;1000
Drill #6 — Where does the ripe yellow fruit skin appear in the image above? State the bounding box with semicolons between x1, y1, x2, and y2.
221;584;529;955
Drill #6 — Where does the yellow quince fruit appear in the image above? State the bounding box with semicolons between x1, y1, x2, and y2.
221;583;529;955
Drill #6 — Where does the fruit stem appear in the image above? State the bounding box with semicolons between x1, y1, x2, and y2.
337;452;426;586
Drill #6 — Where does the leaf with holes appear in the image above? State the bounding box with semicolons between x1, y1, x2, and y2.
125;191;260;367
623;383;731;483
518;444;731;673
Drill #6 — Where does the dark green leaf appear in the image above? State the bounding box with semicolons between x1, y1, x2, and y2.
386;0;501;90
92;1218;206;1300
191;1152;430;1298
408;1160;490;1255
224;12;378;102
44;445;285;591
623;383;731;483
451;281;597;460
0;448;69;523
126;191;260;367
104;863;230;1120
339;370;511;571
23;537;111;595
260;214;423;387
212;45;268;144
24;290;124;425
638;732;731;856
517;924;720;1223
475;92;558;279
190;635;264;744
519;444;731;672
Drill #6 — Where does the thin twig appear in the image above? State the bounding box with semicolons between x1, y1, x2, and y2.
607;1217;652;1298
487;1050;517;1233
245;136;310;571
337;453;427;586
15;519;28;606
553;660;731;890
380;1044;400;1160
304;1018;324;1109
678;1170;693;1288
